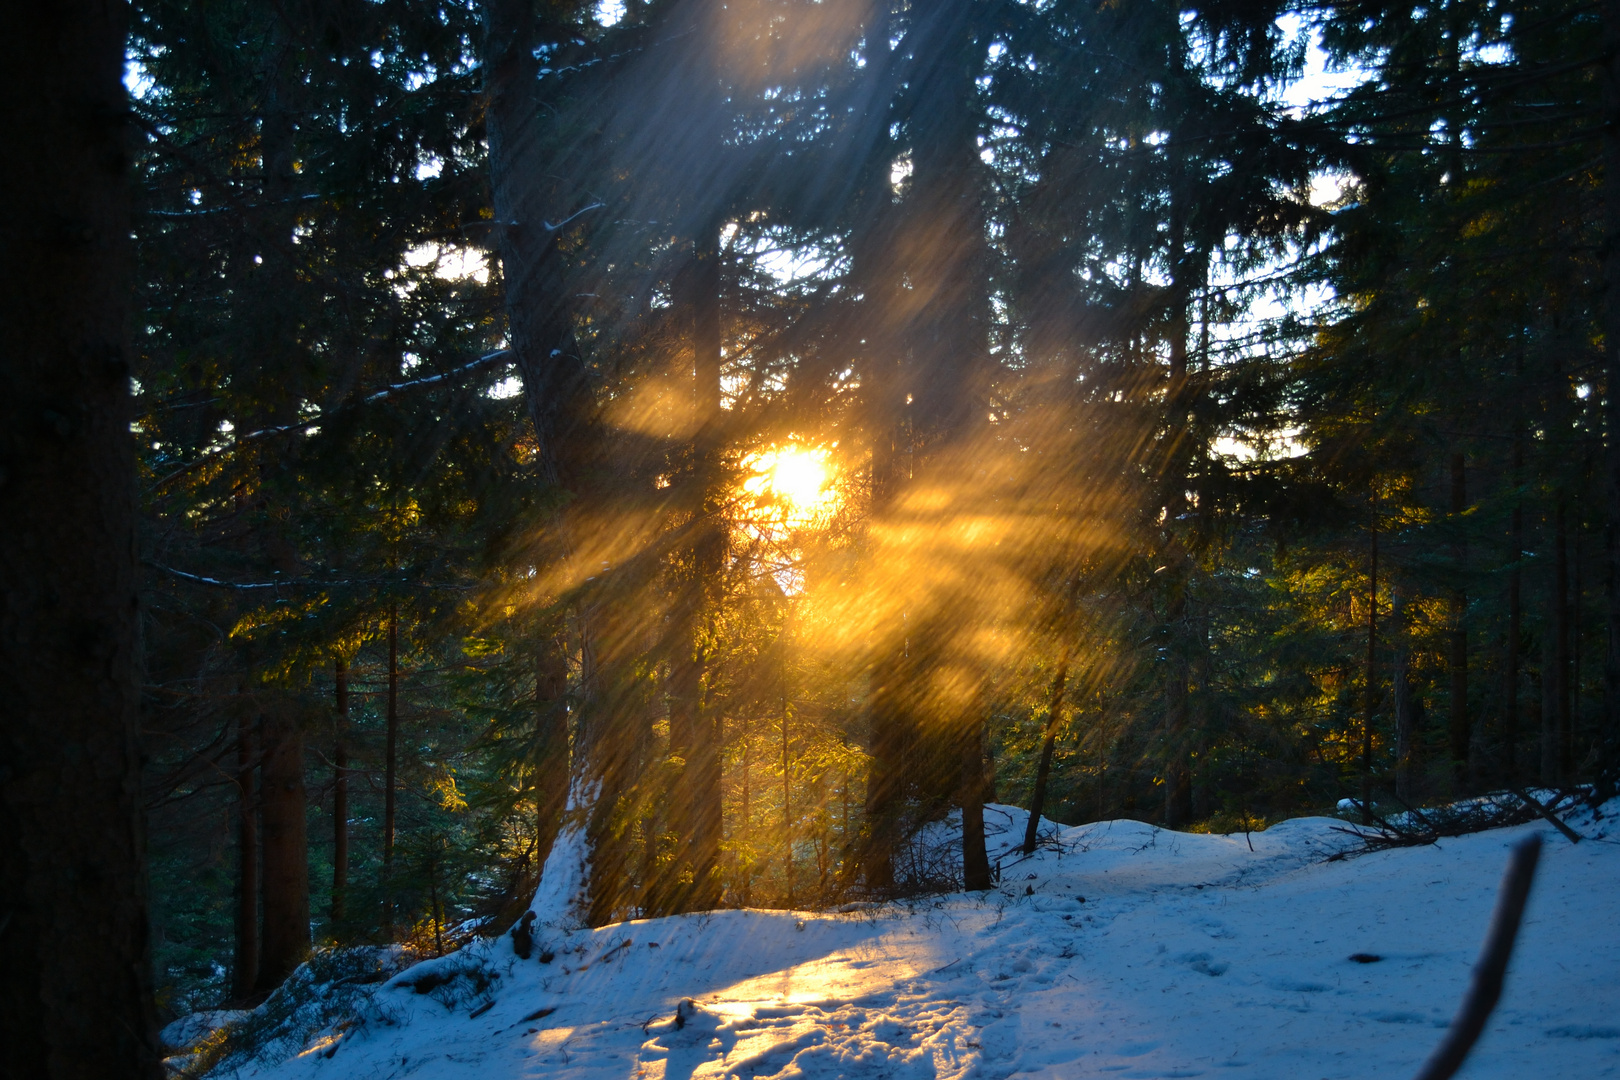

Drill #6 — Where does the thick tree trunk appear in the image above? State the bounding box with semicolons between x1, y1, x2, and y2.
1023;657;1070;853
1602;0;1620;781
484;0;599;922
256;709;309;989
1449;453;1471;789
534;633;569;882
332;658;349;925
233;713;260;997
904;0;994;880
667;225;726;913
0;3;161;1074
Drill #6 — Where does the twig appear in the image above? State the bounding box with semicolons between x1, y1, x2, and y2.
1411;834;1542;1080
147;349;510;492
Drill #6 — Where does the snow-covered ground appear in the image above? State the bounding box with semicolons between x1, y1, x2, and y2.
197;803;1620;1079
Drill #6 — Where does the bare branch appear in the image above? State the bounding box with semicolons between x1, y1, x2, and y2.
1412;834;1542;1080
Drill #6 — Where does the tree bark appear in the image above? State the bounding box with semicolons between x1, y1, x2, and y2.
1024;657;1071;854
1602;0;1620;782
256;708;309;989
332;657;349;925
383;604;399;933
533;632;569;886
1363;499;1379;823
668;225;726;913
1449;453;1471;790
0;2;162;1073
1392;588;1422;800
233;712;260;997
1504;441;1523;781
1557;502;1573;780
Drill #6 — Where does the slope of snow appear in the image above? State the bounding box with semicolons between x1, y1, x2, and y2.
221;803;1620;1080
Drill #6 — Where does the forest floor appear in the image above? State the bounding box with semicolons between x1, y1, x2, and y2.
183;801;1620;1080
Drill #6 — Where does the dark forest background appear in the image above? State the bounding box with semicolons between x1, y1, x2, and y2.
105;0;1619;1022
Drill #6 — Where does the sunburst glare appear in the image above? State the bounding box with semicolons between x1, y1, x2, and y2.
742;443;839;527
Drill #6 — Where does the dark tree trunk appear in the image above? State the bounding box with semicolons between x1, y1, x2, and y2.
383;604;399;933
842;0;918;897
1602;0;1620;780
664;224;725;914
960;707;993;891
1164;573;1194;829
905;0;994;879
1557;503;1573;779
1024;657;1071;854
256;709;309;989
533;633;569;882
233;713;260;997
0;3;161;1073
1363;501;1378;823
1392;589;1422;800
1545;504;1572;783
1449;453;1471;789
332;657;349;925
1505;441;1523;781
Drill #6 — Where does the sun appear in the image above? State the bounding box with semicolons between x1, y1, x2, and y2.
743;443;838;524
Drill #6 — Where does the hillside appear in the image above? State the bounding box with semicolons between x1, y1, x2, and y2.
174;804;1619;1080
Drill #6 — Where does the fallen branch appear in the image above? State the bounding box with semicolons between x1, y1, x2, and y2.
1509;788;1583;844
1411;834;1542;1080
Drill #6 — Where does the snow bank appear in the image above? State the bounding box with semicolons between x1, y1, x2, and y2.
196;802;1620;1080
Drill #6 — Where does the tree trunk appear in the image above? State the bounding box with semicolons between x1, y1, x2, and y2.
0;3;161;1073
665;223;725;914
256;709;309;989
1449;452;1471;789
484;0;600;923
1504;454;1523;781
1392;589;1422;801
233;712;259;997
533;632;570;888
1363;500;1378;823
332;657;349;925
1602;0;1620;782
960;708;992;891
1023;657;1071;853
1556;502;1573;780
383;604;399;933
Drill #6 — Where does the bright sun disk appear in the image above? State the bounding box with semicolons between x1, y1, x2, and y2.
744;444;835;518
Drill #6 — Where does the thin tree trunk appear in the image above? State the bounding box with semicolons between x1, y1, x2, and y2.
1393;588;1422;801
1023;656;1071;854
1505;431;1523;781
740;730;751;906
233;712;260;998
332;657;349;925
257;708;309;989
1364;498;1379;823
960;709;992;891
783;700;793;905
1449;453;1471;790
383;604;399;934
1557;502;1573;781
